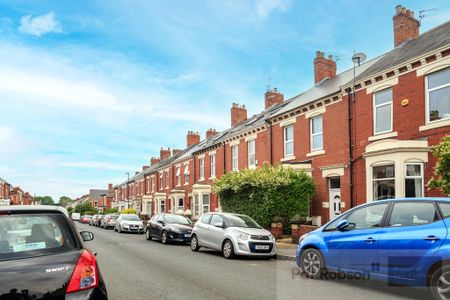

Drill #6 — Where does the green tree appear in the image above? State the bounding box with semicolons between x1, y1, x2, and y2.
428;135;450;196
74;202;96;215
121;208;137;215
105;208;119;214
35;196;55;205
58;196;73;207
67;207;74;214
212;164;315;231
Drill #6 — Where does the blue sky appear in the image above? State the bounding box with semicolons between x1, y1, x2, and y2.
0;0;449;202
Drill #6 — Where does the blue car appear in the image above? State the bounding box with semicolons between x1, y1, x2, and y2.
296;198;450;300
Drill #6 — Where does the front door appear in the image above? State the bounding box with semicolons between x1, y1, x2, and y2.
329;177;341;220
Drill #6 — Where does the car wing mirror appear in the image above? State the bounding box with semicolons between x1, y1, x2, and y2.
80;231;94;242
336;220;350;231
213;222;224;228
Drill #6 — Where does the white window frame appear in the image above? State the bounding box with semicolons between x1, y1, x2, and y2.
248;139;256;168
284;125;294;157
159;173;163;191
426;68;450;124
176;167;181;186
151;176;155;192
193;193;199;217
146;178;150;193
165;170;169;188
210;154;216;178
202;193;210;214
373;88;393;135
404;163;424;198
199;158;205;180
177;197;184;211
372;163;396;200
310;115;323;151
232;145;239;171
184;165;189;185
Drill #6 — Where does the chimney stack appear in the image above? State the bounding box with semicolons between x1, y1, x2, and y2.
150;157;160;165
160;147;171;160
393;5;420;47
187;131;200;147
231;103;247;126
206;128;217;139
108;183;113;190
314;51;336;84
142;165;149;171
265;88;284;109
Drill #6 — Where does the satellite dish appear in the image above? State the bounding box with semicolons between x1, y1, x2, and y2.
352;52;367;65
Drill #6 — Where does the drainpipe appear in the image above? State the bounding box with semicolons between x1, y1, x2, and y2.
346;87;354;208
223;143;226;174
266;120;273;165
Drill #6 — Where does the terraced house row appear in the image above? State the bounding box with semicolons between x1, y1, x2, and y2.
0;177;34;206
111;6;450;226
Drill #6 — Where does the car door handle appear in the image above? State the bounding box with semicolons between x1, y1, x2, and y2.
424;236;440;242
365;237;376;244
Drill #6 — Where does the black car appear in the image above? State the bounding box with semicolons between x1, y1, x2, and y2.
0;205;108;299
146;214;193;244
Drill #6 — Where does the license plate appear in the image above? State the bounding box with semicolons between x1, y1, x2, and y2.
184;234;191;238
255;245;270;250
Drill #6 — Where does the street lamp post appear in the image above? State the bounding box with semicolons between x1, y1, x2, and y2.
125;172;130;209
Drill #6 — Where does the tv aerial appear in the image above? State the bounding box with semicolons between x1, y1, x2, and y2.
352;52;367;66
419;8;437;24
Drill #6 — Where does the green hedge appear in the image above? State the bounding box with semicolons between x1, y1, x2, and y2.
212;164;315;231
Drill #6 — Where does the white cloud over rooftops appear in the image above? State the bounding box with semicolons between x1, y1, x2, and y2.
18;12;62;37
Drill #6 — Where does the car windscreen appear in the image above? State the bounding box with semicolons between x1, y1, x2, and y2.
164;215;192;225
110;216;119;220
226;215;261;228
122;215;140;221
0;213;79;261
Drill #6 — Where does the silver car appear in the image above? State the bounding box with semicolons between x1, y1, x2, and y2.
190;213;276;259
114;214;144;234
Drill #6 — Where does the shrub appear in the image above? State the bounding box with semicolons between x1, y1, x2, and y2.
105;208;119;214
212;164;315;231
121;208;137;215
428;135;450;196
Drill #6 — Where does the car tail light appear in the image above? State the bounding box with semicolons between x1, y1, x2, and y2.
66;250;98;293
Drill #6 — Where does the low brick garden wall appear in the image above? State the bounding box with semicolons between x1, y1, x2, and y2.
291;224;318;244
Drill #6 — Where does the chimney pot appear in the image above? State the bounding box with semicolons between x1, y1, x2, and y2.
206;128;217;139
160;147;171;160
230;103;248;126
313;51;337;84
187;131;200;147
264;88;284;109
108;183;113;190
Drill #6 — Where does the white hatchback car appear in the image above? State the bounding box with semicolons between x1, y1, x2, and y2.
190;213;276;259
114;214;144;234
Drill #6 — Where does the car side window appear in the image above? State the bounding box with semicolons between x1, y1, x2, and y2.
388;202;438;227
156;215;164;222
210;215;223;226
346;203;389;230
323;215;346;231
438;203;450;218
200;214;211;224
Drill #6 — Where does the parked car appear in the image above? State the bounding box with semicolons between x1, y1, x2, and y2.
89;215;99;226
101;215;119;229
80;215;93;224
95;215;106;227
190;213;276;259
0;205;107;299
296;197;450;300
146;213;193;244
71;212;81;222
115;214;144;233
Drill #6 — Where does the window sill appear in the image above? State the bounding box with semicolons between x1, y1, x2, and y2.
280;155;296;162
419;119;450;132
306;149;325;157
209;176;216;180
368;131;398;141
248;165;257;170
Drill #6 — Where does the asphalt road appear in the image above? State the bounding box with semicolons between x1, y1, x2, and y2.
76;223;431;300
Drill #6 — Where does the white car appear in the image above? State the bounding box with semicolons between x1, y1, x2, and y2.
190;213;276;259
70;212;80;222
114;214;144;233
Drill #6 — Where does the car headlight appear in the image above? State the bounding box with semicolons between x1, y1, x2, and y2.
299;233;309;242
170;227;181;233
122;223;129;227
234;230;249;240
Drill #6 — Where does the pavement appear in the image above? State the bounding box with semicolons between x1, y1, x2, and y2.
275;240;297;261
78;223;431;300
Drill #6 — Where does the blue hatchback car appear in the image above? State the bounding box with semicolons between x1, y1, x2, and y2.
296;198;450;300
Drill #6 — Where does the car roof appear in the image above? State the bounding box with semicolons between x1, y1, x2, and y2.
0;205;69;216
368;197;450;204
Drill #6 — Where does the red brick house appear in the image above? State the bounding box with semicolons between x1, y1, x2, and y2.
0;177;12;205
10;186;24;205
109;5;449;227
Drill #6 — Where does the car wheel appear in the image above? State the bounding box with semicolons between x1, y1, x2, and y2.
146;229;152;240
118;226;122;233
161;231;168;244
430;264;450;300
222;239;235;259
190;235;200;252
300;248;325;279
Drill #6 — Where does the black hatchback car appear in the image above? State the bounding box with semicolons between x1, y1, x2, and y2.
146;214;193;244
0;205;107;299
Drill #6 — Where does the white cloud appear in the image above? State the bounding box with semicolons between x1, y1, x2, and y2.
255;0;290;18
18;12;62;37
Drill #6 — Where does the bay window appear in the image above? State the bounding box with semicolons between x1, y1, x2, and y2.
427;67;450;122
373;88;393;134
202;194;210;214
405;163;423;197
373;164;395;200
284;125;294;157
